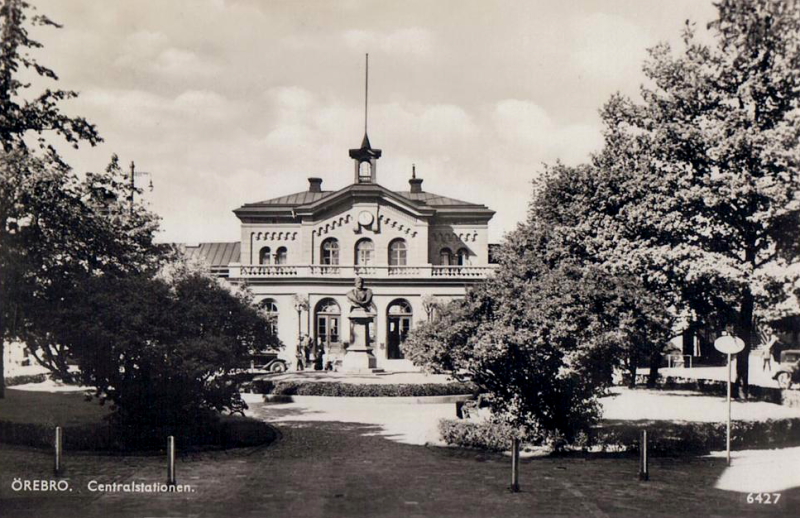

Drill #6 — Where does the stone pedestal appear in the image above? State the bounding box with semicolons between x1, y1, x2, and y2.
342;309;381;373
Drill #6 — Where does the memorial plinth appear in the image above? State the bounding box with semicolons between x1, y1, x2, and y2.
342;308;381;373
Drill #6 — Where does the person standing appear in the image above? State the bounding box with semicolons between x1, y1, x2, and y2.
761;328;779;372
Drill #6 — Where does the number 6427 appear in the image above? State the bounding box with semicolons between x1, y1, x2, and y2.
747;493;781;504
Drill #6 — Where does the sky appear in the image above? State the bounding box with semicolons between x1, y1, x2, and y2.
29;0;720;244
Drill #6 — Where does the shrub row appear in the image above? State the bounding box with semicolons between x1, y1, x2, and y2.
4;373;48;387
438;417;800;455
438;419;520;452
252;380;477;397
0;415;277;452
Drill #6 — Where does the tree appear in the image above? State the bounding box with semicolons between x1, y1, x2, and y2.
406;253;671;442
34;262;278;434
597;0;800;394
0;0;107;395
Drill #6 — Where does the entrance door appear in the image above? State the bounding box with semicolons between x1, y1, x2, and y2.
387;299;413;360
315;298;343;364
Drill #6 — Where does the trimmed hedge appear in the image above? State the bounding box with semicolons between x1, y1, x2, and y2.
438;417;800;455
438;419;520;452
0;415;277;452
253;379;477;397
4;373;48;387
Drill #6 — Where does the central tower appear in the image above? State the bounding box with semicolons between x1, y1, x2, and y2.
349;53;381;184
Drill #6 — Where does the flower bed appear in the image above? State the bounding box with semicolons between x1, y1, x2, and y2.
3;373;48;387
252;379;477;397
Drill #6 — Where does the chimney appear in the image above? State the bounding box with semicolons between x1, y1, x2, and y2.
308;177;323;193
409;164;423;193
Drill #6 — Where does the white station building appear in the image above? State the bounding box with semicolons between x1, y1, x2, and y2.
186;132;496;370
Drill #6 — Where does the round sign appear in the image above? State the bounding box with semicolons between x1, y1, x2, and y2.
714;335;745;355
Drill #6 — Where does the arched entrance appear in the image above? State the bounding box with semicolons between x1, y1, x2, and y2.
387;299;412;360
315;298;342;361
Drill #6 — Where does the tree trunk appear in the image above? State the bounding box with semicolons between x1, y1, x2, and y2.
646;350;660;388
735;288;755;399
627;349;638;389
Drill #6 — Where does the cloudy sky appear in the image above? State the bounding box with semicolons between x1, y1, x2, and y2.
31;0;719;244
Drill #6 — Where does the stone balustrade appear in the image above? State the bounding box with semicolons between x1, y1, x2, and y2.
227;264;497;279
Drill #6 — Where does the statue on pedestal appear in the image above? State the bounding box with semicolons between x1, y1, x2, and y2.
346;276;373;312
342;276;379;372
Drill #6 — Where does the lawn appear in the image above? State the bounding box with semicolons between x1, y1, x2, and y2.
0;388;109;427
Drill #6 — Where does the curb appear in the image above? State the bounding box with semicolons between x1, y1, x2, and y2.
242;393;475;405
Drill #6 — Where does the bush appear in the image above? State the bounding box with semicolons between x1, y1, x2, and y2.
438;419;521;452
253;380;477;397
438;417;800;455
4;373;48;387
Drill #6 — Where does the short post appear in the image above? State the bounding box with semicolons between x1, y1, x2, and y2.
54;426;63;476
638;430;648;481
726;353;732;466
510;437;520;492
167;436;176;486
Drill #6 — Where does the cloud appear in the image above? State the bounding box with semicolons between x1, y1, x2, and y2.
343;27;435;57
491;99;603;163
569;13;652;83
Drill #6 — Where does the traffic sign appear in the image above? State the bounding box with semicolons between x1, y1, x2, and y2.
714;335;745;355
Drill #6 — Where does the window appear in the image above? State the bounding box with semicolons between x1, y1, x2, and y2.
275;247;287;265
259;299;279;336
259;246;271;265
355;239;374;266
389;239;407;266
321;238;339;265
439;247;452;266
456;248;470;266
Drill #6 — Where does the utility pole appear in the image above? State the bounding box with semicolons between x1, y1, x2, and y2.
129;161;153;215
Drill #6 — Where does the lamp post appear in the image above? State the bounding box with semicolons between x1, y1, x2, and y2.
293;295;309;367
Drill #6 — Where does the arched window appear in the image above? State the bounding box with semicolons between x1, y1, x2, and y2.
456;248;470;266
355;239;374;266
259;246;271;265
259;298;279;336
275;246;287;265
321;238;339;265
439;247;452;266
389;239;407;266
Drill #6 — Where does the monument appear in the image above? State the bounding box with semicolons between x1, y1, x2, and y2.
342;276;381;373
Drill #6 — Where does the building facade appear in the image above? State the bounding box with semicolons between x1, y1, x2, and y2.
187;133;496;370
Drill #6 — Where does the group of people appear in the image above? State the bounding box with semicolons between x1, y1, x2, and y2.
295;334;323;371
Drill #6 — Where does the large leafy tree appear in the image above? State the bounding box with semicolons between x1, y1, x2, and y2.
598;0;800;394
37;264;278;433
0;0;163;395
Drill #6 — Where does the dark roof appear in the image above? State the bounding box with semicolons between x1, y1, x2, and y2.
395;191;481;207
249;187;484;209
253;191;334;206
181;242;240;267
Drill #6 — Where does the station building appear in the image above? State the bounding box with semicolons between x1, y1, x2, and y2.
185;133;496;370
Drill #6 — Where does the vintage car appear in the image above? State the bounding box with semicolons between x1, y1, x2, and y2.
249;350;289;373
773;349;800;389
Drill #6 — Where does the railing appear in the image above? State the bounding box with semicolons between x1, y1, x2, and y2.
228;264;497;279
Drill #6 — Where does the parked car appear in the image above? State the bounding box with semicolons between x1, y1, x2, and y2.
773;349;800;389
249;351;288;373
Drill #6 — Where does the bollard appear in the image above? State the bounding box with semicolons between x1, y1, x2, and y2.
510;437;520;492
167;436;176;486
638;430;649;481
54;426;63;476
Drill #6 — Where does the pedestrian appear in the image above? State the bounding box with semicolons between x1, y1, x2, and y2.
761;327;778;372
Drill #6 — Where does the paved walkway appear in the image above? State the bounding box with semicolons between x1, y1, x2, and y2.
2;399;799;517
